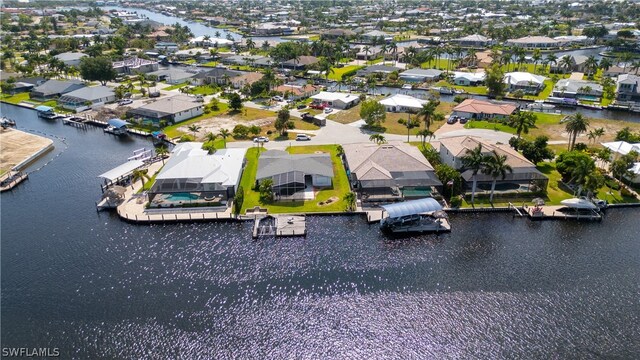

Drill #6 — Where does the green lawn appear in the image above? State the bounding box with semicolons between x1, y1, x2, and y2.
201;61;219;67
191;85;219;95
240;145;351;214
464;120;517;134
421;58;452;71
464;112;564;139
0;93;30;104
328;65;364;81
433;80;488;95
164;82;190;91
521;79;555;100
163;102;229;138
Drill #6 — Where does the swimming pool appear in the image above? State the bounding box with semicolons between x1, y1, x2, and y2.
166;193;199;201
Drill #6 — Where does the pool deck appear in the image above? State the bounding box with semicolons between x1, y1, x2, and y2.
116;160;235;223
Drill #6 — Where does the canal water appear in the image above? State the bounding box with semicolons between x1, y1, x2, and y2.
1;104;640;358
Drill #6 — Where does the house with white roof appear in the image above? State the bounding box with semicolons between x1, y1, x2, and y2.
188;36;234;47
552;79;603;99
601;141;640;159
379;94;427;112
148;143;247;205
504;72;547;94
506;36;560;49
54;52;87;67
452;71;486;86
361;30;393;43
310;91;360;109
451;34;493;47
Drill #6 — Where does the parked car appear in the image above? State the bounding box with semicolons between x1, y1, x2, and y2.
310;103;326;110
195;95;204;102
118;99;133;106
253;136;269;143
272;96;283;102
149;91;161;98
324;107;333;113
459;117;468;124
296;134;311;141
447;115;458;124
297;104;307;110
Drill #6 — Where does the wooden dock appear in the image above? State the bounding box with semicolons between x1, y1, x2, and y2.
0;171;28;192
525;205;602;221
61;116;88;129
252;215;307;238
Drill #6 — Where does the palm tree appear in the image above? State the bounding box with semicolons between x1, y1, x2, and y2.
565;112;590;150
569;156;596;196
599;57;612;73
188;124;201;139
218;128;231;147
416;129;434;147
482;150;513;203
532;49;542;74
584;56;599;77
389;42;398;66
204;132;217;143
559;55;573;74
369;134;386;144
131;169;150;189
398;115;419;142
343;192;356;211
587;127;605;143
460;144;486;204
417;99;440;130
546;54;557;73
362;45;371;65
508;111;537;139
155;146;169;164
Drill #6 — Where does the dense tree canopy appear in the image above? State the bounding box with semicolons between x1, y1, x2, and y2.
79;56;116;85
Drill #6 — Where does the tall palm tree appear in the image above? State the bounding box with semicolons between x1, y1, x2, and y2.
362;45;371;65
584;55;599;77
508;111;536;139
398;115;419;142
389;42;398;66
188;124;202;139
482;150;513;203
218;128;231;147
546;53;557;73
417;99;440;130
155;146;169;164
204;132;217;143
559;55;573;74
532;49;542;74
461;144;486;204
369;134;386;144
565;112;590;150
569;156;596;196
599;57;612;73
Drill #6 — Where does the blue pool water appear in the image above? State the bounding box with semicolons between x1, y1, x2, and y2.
167;193;199;201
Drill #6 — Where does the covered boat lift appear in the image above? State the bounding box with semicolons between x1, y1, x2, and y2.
98;159;145;191
104;118;130;136
379;198;450;233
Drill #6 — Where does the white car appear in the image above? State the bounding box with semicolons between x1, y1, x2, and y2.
253;136;269;143
295;134;311;141
324;107;333;113
272;96;283;102
118;99;133;106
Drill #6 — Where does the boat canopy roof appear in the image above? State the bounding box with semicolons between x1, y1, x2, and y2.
35;105;53;112
98;159;145;181
381;197;443;218
107;118;130;128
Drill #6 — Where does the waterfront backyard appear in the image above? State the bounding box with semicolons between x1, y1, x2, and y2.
239;145;351;214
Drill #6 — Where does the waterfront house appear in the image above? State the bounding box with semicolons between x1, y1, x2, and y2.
355;45;383;61
399;68;443;83
154;42;179;54
310;92;360;109
190;68;241;86
357;65;403;77
503;72;547;94
452;71;486;86
379;94;427;113
282;56;320;70
188;36;234;48
321;28;356;41
452;99;517;119
506;36;560;49
601;141;640;159
439;136;548;192
616;74;640;103
148;143;246;205
112;57;159;75
604;66;629;78
255;150;334;198
54;52;87;67
361;30;393;43
58;86;116;111
342;143;442;202
229;72;264;89
552;79;603;99
550;55;588;74
29;79;85;101
126;95;204;125
451;34;493;47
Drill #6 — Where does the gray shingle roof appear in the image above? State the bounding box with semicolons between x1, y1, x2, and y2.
256;150;334;179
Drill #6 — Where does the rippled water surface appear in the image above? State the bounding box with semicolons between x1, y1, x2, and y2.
1;104;639;358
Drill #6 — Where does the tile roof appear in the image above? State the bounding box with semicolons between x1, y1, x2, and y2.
453;99;516;116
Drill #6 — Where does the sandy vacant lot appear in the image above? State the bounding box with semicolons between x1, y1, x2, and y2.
178;115;275;140
0;128;53;173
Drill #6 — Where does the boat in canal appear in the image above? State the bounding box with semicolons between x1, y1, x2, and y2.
104;118;130;136
35;105;60;120
379;198;451;234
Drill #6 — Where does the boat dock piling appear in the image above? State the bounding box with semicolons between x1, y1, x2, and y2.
0;171;28;192
525;205;603;221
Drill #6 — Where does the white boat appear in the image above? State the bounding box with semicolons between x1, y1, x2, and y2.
527;101;555;110
379;198;451;234
402;84;413;90
560;198;598;210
